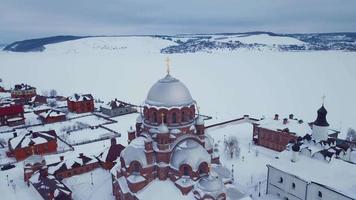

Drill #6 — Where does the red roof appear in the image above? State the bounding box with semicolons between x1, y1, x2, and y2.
0;104;24;116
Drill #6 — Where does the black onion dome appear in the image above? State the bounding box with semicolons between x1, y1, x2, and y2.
313;105;329;127
292;143;301;152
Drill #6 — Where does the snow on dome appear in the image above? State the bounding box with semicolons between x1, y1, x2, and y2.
196;172;225;198
121;137;148;167
145;74;194;107
158;123;169;134
170;139;211;170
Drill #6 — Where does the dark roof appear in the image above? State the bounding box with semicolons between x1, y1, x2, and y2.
313;105;329;127
52;154;96;174
318;149;334;159
31;173;72;200
13;83;36;91
105;144;125;163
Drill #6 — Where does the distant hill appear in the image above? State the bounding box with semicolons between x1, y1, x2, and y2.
3;35;89;52
3;32;356;53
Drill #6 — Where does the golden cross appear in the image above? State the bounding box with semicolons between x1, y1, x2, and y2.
165;57;170;75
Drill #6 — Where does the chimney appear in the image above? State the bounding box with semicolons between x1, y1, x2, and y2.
298;119;303;124
289;114;294;120
283;118;288;125
274;114;279;120
79;153;84;157
60;156;64;161
111;138;117;146
13;132;17;137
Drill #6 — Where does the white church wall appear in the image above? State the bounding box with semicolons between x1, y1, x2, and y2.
267;166;307;200
307;182;353;200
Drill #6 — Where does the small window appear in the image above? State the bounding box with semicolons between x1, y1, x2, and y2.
292;183;296;189
279;177;283;183
318;191;322;198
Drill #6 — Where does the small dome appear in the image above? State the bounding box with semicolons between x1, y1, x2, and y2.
158;123;169;134
196;172;225;196
121;137;147;167
314;105;329;127
145;74;194;107
170;139;210;170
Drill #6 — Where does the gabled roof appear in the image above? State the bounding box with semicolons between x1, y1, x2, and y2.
9;130;57;150
67;93;93;102
37;109;66;119
30;173;72;200
13;83;36;91
48;154;98;174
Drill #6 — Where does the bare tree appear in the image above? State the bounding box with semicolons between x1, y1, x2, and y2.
49;89;57;97
346;128;356;142
224;136;239;159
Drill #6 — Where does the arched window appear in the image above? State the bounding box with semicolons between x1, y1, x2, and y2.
318;191;322;198
279;177;283;183
292;183;296;189
183;166;189;176
132;162;140;173
172;113;177;123
181;111;185;122
153;112;157;123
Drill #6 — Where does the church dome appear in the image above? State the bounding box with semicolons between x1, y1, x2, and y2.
145;74;194;107
196;173;224;194
170;139;210;171
120;137;148;167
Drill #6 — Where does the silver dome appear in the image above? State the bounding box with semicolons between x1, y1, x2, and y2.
145;74;194;107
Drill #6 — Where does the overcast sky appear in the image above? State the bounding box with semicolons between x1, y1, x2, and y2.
1;0;356;43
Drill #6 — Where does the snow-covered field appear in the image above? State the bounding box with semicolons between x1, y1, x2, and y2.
1;36;355;138
0;35;356;200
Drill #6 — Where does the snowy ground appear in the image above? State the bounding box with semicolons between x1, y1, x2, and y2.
1;36;355;200
207;122;277;199
1;36;355;139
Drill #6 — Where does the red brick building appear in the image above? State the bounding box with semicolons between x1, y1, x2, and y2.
48;153;99;179
252;114;312;152
111;73;227;200
37;109;66;124
7;130;58;161
0;104;25;126
67;93;94;113
11;84;37;101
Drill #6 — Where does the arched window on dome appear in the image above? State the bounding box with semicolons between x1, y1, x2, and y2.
172;112;177;124
183;166;190;176
153;112;157;123
181;111;185;123
131;161;141;174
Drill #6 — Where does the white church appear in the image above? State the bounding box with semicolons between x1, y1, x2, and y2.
266;105;356;200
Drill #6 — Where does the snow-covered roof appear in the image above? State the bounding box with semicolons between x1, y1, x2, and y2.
101;99;135;110
9;130;56;149
120;136;148;167
269;150;356;199
256;116;311;136
170;139;211;170
13;83;36;91
145;74;195;107
38;109;66;118
195;171;225;198
48;154;97;174
30;172;72;200
67;93;93;102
